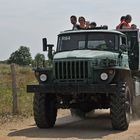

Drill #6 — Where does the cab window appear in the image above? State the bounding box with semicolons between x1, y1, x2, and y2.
120;36;127;45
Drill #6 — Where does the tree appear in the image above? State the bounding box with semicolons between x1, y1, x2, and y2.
34;53;45;67
8;46;32;66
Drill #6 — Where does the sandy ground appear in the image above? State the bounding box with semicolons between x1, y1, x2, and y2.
0;109;140;140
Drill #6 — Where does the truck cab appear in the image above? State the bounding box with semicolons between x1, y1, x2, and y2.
27;28;140;131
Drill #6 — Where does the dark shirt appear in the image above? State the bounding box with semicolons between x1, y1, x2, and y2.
72;24;80;30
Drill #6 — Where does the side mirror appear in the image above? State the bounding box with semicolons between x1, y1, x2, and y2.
42;38;47;51
42;38;54;60
48;44;54;60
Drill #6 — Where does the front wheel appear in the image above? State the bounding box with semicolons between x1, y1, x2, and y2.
33;93;57;128
110;83;131;130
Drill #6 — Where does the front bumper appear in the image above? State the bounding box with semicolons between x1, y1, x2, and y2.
27;83;118;94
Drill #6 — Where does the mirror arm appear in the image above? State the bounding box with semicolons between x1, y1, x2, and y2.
47;44;54;60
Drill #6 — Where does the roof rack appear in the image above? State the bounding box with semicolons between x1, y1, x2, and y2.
61;25;109;33
88;25;108;30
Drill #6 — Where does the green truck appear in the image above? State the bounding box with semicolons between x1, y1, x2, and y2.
27;27;140;130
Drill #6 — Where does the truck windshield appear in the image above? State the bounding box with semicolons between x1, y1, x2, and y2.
57;32;118;51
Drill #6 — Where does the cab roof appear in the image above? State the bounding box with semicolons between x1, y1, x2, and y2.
59;29;125;36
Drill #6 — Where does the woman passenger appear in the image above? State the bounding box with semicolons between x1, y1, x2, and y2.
78;16;86;29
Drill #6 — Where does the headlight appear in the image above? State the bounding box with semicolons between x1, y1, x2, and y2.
40;74;47;82
100;72;108;80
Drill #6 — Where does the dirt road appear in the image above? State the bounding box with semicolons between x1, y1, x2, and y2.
0;110;140;140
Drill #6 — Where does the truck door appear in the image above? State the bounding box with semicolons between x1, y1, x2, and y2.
120;29;139;70
128;32;139;70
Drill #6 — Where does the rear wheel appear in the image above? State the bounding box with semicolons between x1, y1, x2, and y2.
110;82;131;130
33;93;57;128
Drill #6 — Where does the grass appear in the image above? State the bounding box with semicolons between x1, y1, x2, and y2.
0;64;36;123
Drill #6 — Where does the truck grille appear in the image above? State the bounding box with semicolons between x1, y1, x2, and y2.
54;60;88;81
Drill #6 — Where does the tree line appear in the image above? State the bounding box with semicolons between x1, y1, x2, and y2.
1;46;46;66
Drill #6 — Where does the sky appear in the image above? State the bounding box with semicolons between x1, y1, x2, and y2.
0;0;140;60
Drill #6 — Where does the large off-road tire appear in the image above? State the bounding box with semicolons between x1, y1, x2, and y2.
33;93;57;128
110;83;131;130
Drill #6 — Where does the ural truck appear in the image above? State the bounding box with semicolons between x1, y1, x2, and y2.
27;27;140;130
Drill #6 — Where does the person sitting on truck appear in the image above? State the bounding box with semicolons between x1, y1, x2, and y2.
78;16;86;29
121;14;132;29
131;24;137;29
117;14;132;29
70;15;80;30
90;22;97;28
116;16;126;29
85;21;90;29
